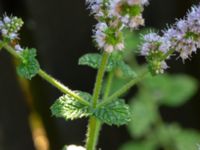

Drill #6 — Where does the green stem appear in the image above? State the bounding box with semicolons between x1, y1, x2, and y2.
86;117;101;150
103;71;114;99
3;43;22;59
85;51;109;150
2;42;90;106
97;68;149;107
87;70;114;150
37;70;90;106
92;52;110;107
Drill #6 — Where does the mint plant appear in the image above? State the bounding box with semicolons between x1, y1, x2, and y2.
0;1;200;150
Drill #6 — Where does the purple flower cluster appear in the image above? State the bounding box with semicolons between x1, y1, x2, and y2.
0;15;24;52
86;0;149;53
141;4;200;74
109;0;149;29
0;15;23;40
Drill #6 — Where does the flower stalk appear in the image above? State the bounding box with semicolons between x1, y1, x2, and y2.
92;51;110;107
86;51;110;150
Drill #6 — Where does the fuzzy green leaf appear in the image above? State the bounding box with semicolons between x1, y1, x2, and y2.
17;48;40;80
128;93;158;137
78;53;101;69
50;91;92;121
94;99;131;126
144;74;198;107
79;53;136;79
78;53;115;71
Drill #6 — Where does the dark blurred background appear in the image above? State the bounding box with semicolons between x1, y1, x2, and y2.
0;0;200;150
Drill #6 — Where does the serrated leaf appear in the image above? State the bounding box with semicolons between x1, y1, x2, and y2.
144;74;197;107
79;53;136;79
77;91;92;102
128;94;158;137
78;53;101;69
93;99;131;126
78;53;115;71
50;91;92;121
17;48;40;80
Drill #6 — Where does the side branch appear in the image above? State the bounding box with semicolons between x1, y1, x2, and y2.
1;42;90;106
98;68;150;107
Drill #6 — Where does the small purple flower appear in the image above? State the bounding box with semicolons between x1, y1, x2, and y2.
15;44;23;52
93;22;124;53
141;32;170;56
3;16;11;23
9;33;18;40
141;3;200;74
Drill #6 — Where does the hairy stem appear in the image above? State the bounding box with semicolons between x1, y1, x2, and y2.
92;52;110;107
86;117;101;150
2;42;90;106
97;68;150;107
86;70;114;150
85;51;109;150
37;70;90;106
3;43;21;59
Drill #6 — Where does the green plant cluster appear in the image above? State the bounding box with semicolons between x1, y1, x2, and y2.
51;50;137;126
1;13;200;150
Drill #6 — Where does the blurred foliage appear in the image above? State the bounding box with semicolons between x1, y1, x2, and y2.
97;29;200;150
143;75;198;107
122;73;199;150
128;92;158;137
